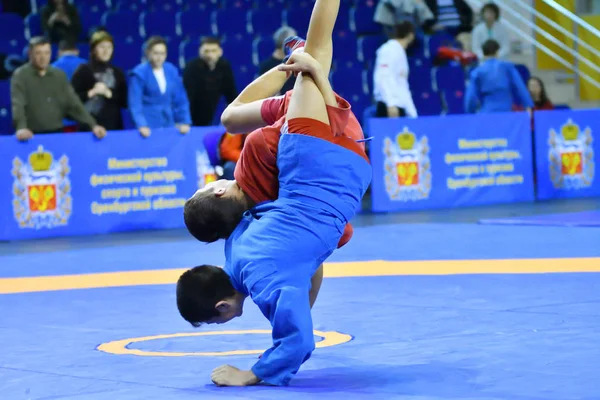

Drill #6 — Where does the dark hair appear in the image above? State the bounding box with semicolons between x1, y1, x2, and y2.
183;191;245;243
528;76;550;105
145;35;167;53
390;21;416;40
200;36;221;47
58;39;77;52
482;39;500;56
482;3;500;20
176;265;236;326
28;36;51;50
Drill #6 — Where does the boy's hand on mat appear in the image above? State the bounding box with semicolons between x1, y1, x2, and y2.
211;365;260;387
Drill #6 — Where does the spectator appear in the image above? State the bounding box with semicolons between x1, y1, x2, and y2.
471;3;509;60
183;37;237;126
373;21;418;118
527;76;554;111
423;0;473;34
464;39;533;114
219;133;248;180
52;39;86;81
11;37;106;141
41;0;81;43
374;0;434;32
71;31;127;131
128;36;191;138
258;27;298;95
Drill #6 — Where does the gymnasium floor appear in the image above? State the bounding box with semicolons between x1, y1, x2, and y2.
1;198;600;400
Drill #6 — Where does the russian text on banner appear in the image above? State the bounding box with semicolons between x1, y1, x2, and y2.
369;112;535;213
0;127;224;241
534;109;599;200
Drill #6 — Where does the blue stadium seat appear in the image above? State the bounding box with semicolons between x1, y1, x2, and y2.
184;0;220;13
515;64;531;84
234;64;256;93
214;9;248;36
249;9;284;36
284;7;312;37
177;10;214;39
408;58;434;92
221;0;254;10
334;3;351;32
222;34;254;66
253;36;274;66
102;11;142;42
151;0;183;12
77;44;90;60
165;37;181;67
114;0;148;12
78;10;105;41
357;35;385;63
333;31;358;62
442;89;465;114
332;63;366;98
0;80;12;135
434;64;465;91
351;3;380;35
141;10;177;39
427;31;459;58
78;0;111;13
0;13;25;41
0;38;27;59
111;42;143;71
179;38;201;66
25;13;42;40
413;91;442;116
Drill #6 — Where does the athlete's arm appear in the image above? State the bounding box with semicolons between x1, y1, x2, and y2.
221;66;288;134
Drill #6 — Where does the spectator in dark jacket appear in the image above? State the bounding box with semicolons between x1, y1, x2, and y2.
183;37;237;126
71;31;128;131
41;0;81;43
258;27;297;95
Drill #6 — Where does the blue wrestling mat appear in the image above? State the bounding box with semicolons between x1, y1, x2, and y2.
1;222;600;399
479;210;600;227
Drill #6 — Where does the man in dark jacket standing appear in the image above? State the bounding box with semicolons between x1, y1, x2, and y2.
183;37;238;126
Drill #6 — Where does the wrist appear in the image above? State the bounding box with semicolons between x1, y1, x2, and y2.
244;370;260;386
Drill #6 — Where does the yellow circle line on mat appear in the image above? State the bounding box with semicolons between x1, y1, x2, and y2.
2;258;600;294
97;329;352;357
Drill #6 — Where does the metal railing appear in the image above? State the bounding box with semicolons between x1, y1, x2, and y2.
470;0;600;96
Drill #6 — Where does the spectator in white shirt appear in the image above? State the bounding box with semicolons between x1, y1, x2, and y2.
373;21;417;118
471;3;510;60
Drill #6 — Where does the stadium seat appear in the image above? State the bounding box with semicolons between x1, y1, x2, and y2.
177;10;214;39
214;9;248;36
165;38;181;67
78;10;106;41
222;34;254;66
357;35;385;63
179;38;201;66
253;36;274;66
427;31;459;58
335;3;352;32
409;66;434;93
25;13;42;40
249;9;284;36
151;0;183;12
77;44;90;60
234;64;256;93
351;2;380;35
183;0;220;13
442;89;465;114
0;38;27;59
78;0;111;13
221;0;254;10
333;31;358;62
332;63;366;98
141;10;177;39
102;11;142;42
284;7;312;37
0;13;25;41
0;80;12;135
114;0;147;12
111;42;143;71
413;91;442;116
434;64;465;91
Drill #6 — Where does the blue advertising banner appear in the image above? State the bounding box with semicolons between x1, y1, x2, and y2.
0;127;225;241
534;109;599;200
369;112;535;212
